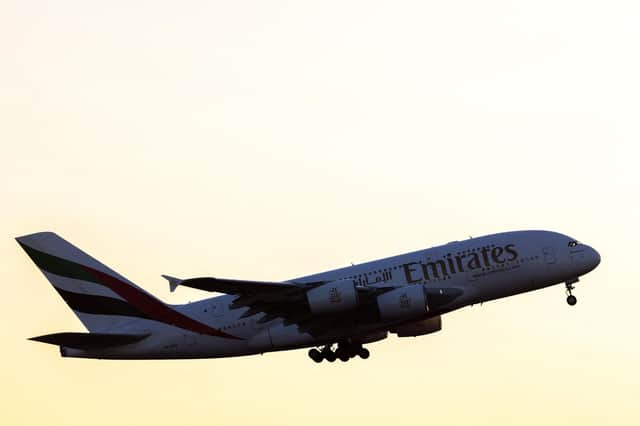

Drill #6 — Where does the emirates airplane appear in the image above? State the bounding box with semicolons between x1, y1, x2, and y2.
18;230;600;363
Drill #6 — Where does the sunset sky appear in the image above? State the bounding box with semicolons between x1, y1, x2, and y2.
1;1;638;425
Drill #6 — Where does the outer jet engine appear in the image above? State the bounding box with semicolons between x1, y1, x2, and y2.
376;285;428;320
306;280;359;314
391;316;442;337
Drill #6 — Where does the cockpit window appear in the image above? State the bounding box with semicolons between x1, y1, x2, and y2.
568;241;578;247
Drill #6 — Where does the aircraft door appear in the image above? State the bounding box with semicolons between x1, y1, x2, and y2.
466;268;479;282
209;300;224;317
183;334;196;346
543;247;556;264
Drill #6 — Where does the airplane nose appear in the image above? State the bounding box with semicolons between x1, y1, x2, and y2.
587;246;601;271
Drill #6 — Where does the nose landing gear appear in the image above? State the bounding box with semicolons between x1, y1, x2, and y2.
565;278;578;306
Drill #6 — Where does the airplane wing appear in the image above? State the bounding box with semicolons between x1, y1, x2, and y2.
162;275;307;295
163;275;397;336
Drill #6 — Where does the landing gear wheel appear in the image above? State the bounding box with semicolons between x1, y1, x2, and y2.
565;280;578;306
358;348;370;359
349;345;361;359
333;345;348;362
322;346;336;362
308;348;323;363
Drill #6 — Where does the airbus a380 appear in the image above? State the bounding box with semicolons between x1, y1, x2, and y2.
18;230;600;363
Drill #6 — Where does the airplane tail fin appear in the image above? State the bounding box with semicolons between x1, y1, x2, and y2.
16;232;162;333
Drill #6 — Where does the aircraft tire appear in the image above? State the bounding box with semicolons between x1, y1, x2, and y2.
358;348;370;359
349;345;361;358
567;295;577;306
308;349;323;363
323;349;337;362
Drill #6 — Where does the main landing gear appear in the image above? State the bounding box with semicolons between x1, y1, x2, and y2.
565;278;578;306
308;342;370;363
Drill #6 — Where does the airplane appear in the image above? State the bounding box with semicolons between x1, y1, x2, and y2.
17;230;600;363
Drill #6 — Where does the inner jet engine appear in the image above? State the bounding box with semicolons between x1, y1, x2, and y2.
306;280;359;315
390;316;442;337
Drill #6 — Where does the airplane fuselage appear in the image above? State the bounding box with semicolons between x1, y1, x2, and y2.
57;230;600;360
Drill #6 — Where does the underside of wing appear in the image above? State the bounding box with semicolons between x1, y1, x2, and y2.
162;274;464;338
164;274;402;337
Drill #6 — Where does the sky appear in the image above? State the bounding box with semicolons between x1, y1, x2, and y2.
1;1;639;425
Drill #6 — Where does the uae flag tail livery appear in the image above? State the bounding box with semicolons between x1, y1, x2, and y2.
18;232;237;352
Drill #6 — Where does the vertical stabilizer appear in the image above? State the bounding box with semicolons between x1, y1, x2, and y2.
16;232;157;332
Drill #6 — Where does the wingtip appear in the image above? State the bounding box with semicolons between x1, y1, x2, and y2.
162;275;182;292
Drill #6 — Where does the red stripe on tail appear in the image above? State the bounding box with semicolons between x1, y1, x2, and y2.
84;267;242;340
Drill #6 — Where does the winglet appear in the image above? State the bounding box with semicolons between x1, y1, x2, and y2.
162;275;183;292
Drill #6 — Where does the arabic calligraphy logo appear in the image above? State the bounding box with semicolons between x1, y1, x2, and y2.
329;287;342;304
399;292;410;309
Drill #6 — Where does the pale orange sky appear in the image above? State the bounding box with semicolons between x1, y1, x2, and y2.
1;1;638;425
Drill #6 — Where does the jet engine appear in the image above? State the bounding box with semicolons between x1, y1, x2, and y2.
376;285;428;320
306;280;358;315
391;316;442;337
350;331;388;345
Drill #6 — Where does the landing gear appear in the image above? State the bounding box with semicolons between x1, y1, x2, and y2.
308;342;371;363
322;345;336;362
308;348;323;363
336;341;359;362
357;347;370;359
565;279;578;306
336;345;350;362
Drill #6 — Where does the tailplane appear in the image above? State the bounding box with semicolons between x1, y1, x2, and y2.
29;332;150;349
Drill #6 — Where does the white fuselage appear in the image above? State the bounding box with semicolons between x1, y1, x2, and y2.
62;230;600;359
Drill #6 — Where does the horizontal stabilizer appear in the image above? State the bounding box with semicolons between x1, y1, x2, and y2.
29;332;150;349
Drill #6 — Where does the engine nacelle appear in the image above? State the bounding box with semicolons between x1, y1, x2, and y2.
350;331;388;345
306;280;359;315
248;323;315;351
391;316;442;337
377;285;428;320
